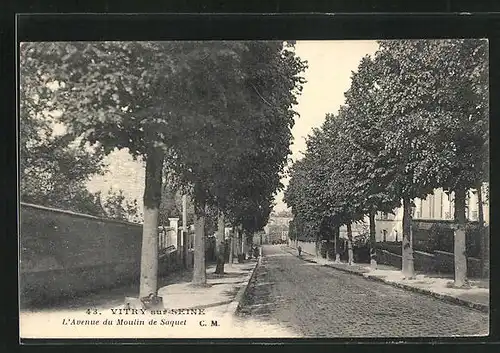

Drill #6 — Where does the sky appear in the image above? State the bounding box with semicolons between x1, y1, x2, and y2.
274;40;379;211
86;40;380;215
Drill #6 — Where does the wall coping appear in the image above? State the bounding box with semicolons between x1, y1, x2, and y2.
379;249;402;258
435;250;454;256
434;250;480;261
379;248;481;262
21;202;143;228
414;250;435;257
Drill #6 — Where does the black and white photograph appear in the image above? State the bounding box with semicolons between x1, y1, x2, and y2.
19;38;489;339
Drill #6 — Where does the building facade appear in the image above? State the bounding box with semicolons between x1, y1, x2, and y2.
340;184;489;242
265;215;292;243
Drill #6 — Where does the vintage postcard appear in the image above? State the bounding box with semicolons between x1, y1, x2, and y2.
19;38;489;339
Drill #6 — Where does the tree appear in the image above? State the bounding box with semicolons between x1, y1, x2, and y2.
214;211;226;274
161;41;268;284
19;63;107;215
359;39;488;282
285;110;370;264
417;39;489;285
230;197;274;260
340;56;403;268
318;113;366;263
101;188;141;222
21;40;307;294
167;41;307;282
20;41;245;296
21;41;178;298
159;182;181;224
285;157;323;257
286;39;489;285
364;40;462;279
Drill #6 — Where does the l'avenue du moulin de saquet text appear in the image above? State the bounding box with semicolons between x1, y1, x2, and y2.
61;307;221;328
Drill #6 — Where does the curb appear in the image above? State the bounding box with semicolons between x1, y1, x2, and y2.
225;258;261;315
361;274;490;313
286;246;489;313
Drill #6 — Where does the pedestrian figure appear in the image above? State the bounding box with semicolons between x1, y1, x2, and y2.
253;245;259;258
297;245;302;257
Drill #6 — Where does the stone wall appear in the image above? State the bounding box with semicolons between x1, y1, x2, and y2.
295;238;484;278
20;203;181;306
375;248;483;278
376;249;402;269
296;241;318;256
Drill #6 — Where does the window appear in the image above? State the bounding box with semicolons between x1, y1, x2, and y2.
381;212;389;220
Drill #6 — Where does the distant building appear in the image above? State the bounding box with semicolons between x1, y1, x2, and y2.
340;185;489;242
253;231;267;245
339;222;368;240
264;215;292;243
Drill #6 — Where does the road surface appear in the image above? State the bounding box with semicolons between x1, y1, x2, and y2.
236;245;489;338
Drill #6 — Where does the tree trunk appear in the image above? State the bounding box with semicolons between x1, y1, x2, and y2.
369;210;378;270
236;227;240;255
176;228;181;264
182;231;188;268
402;198;415;279
347;222;354;265
477;184;488;278
192;199;207;286
139;148;163;299
249;233;254;258
228;230;234;266
239;228;245;262
181;195;188;268
235;226;242;263
454;187;468;287
315;234;320;260
214;212;226;275
241;230;245;256
334;226;340;262
325;230;332;261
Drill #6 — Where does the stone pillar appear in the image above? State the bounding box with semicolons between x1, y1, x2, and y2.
169;218;179;248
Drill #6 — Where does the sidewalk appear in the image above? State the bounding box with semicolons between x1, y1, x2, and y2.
20;259;262;339
287;245;489;313
155;259;259;317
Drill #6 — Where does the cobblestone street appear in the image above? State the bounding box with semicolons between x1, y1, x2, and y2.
236;245;489;338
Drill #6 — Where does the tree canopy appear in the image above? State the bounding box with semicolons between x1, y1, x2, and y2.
285;39;488;278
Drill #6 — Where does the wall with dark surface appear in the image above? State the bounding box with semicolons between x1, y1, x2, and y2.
20;203;180;306
375;248;483;278
376;249;402;269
